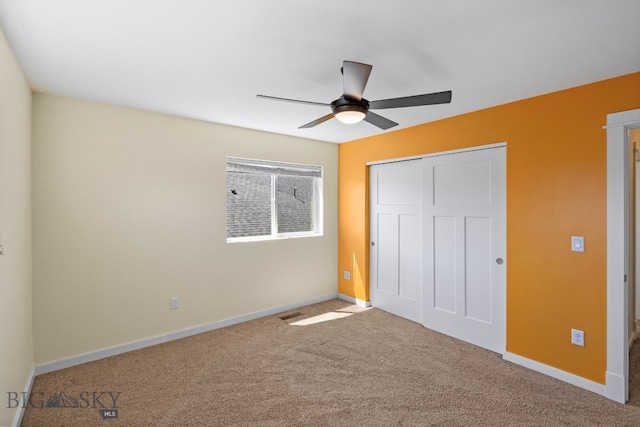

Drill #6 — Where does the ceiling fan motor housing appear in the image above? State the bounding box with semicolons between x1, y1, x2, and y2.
331;97;369;116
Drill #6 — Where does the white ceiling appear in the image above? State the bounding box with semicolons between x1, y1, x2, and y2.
0;1;639;143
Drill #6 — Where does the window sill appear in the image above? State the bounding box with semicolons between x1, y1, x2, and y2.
226;232;323;244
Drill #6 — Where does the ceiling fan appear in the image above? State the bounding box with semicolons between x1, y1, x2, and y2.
257;60;452;130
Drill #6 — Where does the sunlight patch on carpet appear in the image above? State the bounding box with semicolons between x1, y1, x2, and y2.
289;311;353;326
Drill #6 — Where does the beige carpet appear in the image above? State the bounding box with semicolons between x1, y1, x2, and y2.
20;299;640;426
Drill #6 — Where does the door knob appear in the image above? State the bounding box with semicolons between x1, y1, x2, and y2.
496;258;504;265
371;242;375;246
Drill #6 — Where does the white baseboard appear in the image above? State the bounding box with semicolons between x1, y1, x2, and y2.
503;351;606;398
35;293;338;376
337;293;370;308
11;365;35;427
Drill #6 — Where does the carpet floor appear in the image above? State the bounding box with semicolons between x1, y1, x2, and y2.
20;299;640;426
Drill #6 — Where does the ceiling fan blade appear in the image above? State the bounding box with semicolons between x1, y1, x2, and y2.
363;111;398;130
257;94;330;107
342;61;372;101
369;90;452;109
299;113;335;129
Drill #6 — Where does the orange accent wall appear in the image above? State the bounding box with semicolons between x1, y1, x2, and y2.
338;72;640;384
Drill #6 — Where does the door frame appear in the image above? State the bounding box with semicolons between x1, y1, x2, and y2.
606;108;640;403
366;142;506;168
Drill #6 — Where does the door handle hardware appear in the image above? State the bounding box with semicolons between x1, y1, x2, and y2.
496;258;504;265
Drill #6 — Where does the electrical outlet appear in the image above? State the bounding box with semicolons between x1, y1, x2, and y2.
343;271;351;280
571;329;584;346
170;297;179;310
571;236;585;252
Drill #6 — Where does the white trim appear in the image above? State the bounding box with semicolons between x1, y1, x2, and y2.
503;352;606;398
366;142;506;166
11;366;36;427
603;109;640;129
606;108;640;404
606;371;627;403
35;293;338;376
603;121;640;130
337;293;371;308
226;230;323;243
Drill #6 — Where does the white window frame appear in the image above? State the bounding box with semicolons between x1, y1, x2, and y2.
226;157;323;243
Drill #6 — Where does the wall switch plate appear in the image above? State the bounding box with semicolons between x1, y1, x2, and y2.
571;329;584;346
343;271;351;280
571;236;584;252
170;297;179;310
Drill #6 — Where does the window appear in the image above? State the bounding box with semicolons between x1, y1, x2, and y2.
226;157;323;242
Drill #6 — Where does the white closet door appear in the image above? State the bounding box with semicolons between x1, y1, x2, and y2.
370;160;422;323
423;146;506;353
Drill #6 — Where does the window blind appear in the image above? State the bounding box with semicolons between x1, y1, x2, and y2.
227;157;322;178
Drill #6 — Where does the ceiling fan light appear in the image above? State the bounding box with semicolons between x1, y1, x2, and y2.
335;110;366;124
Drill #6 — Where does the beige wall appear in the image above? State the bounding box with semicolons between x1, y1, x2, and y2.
32;94;338;365
0;28;33;426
